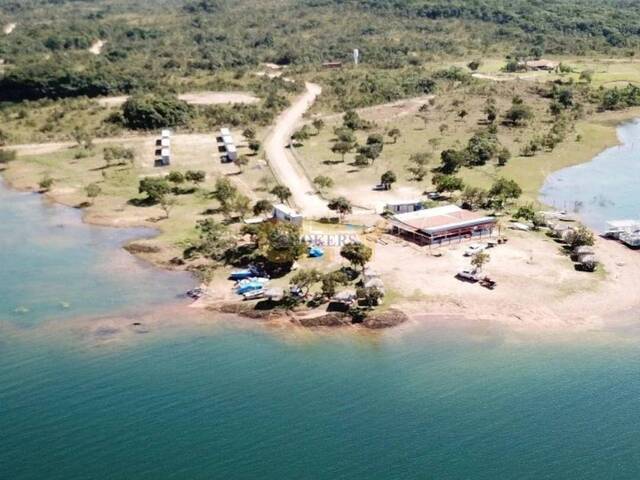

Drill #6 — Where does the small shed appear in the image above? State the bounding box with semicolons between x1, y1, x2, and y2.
273;204;303;225
225;143;238;162
384;201;425;215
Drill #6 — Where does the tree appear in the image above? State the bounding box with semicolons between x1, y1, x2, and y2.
291;126;311;145
185;170;206;185
242;127;256;140
313;175;334;191
312;118;325;134
380;170;397;190
290;269;322;297
188;218;235;261
467;59;481;71
138;177;171;204
212;177;238;216
461;186;488;210
388;127;401;144
328;196;353;220
433;174;465;194
567;225;595;249
85;183;101;202
343;110;366;130
471;251;490;271
497;147;511;166
256;221;305;265
407;152;431;181
439;149;464;174
231;193;252;219
103;145;135;168
253;199;274;216
514;204;536;222
234;154;250;172
39;175;54;192
321;270;349;298
356;286;384;308
356;144;382;165
504;103;534;126
334;127;356;144
160;195;177;219
340;242;372;273
484;100;498;123
167;171;185;184
466;131;500;166
248;140;261;155
331;141;353;162
0;149;17;164
457;109;468;121
270;184;292;203
122;93;194;130
366;133;384;147
489;177;522;203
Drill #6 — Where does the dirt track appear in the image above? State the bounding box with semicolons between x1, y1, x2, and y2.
96;91;259;107
264;82;330;217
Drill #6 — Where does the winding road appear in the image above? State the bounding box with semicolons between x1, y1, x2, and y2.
264;82;329;217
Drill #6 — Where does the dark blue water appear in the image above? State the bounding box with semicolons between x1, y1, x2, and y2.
2;179;640;479
540;119;640;231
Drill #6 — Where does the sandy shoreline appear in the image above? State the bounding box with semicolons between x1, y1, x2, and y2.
2;108;640;339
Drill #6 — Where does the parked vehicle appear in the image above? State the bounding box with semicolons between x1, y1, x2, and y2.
464;244;486;257
456;268;479;282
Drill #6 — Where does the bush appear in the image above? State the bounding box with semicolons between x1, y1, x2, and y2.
122;94;194;130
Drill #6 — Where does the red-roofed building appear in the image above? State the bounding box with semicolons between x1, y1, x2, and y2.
388;204;496;245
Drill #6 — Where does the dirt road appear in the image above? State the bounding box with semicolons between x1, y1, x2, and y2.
264;82;330;217
96;91;259;107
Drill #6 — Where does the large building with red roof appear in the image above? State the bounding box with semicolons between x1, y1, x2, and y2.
388;204;497;245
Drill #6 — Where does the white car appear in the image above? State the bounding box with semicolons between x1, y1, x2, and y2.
464;244;486;257
456;269;479;282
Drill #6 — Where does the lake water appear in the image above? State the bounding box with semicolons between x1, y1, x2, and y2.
2;177;640;479
540;119;640;231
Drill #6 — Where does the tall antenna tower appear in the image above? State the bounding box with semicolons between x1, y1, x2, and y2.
353;48;359;66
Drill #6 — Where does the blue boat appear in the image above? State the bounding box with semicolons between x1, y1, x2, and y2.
229;269;253;280
236;282;265;295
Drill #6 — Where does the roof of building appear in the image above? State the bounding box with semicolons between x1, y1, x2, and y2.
220;127;231;136
385;200;424;207
273;203;302;217
391;204;495;235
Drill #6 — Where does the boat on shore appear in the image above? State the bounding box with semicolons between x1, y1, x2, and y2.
603;220;640;240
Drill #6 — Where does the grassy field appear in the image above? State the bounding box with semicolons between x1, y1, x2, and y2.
451;57;640;88
296;76;640;208
2;130;277;263
297;81;557;207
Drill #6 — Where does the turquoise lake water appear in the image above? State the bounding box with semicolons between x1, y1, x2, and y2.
540;119;640;231
2;172;640;478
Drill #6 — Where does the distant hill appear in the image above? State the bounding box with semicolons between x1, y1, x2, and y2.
2;0;640;101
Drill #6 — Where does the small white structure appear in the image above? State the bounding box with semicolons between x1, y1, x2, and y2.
217;128;237;163
155;130;171;167
353;48;360;66
226;143;238;161
384;200;424;215
273;204;303;225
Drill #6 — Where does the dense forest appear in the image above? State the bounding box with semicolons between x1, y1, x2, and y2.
2;0;640;103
